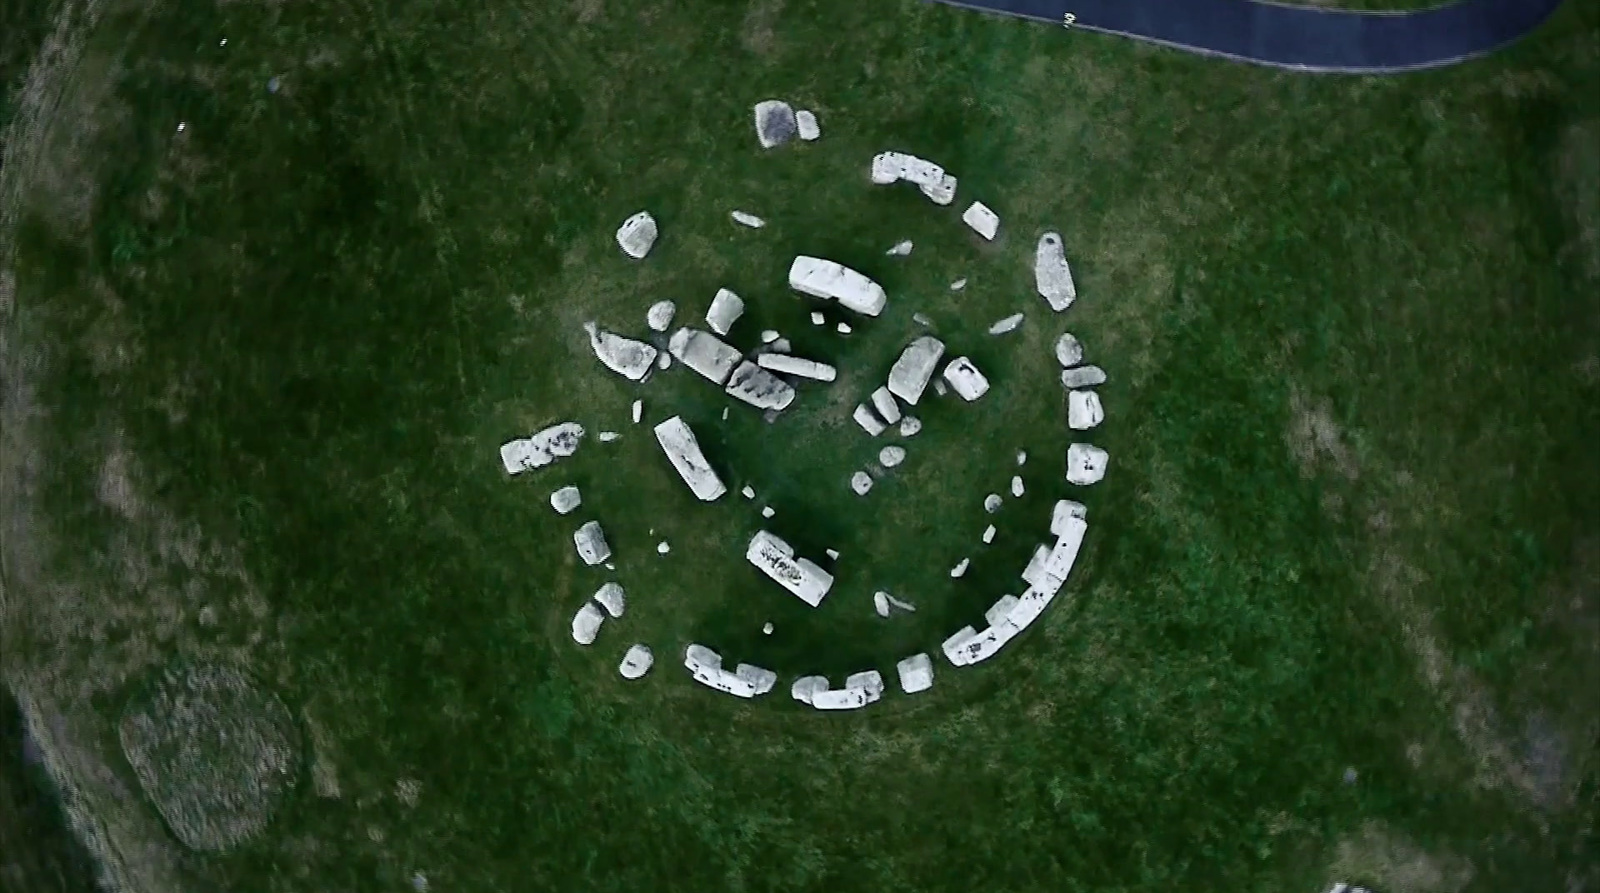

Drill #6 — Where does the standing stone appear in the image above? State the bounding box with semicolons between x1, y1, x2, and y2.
657;541;671;555
878;445;906;468
550;485;581;514
631;400;643;424
1066;443;1110;485
982;524;996;544
825;549;839;560
853;403;887;436
1068;390;1104;430
754;100;798;148
896;653;934;694
761;506;775;518
706;288;745;336
899;416;922;437
1061;364;1107;389
1011;475;1025;497
770;337;791;353
593;582;626;618
571;603;604;645
619;644;654;679
942;357;991;401
950;558;970;578
933;379;948;397
573;521;611;566
598;431;620;442
795;110;820;141
873;591;891;617
1055;332;1084;367
1051;499;1088;536
870;387;902;424
616;212;658;259
887;336;946;405
811;311;826;326
500;422;585;474
584;322;658;381
741;485;756;499
850;472;873;495
1016;450;1028;465
962;201;1000;240
646;300;676;333
1035;232;1077;311
988;313;1024;335
731;211;766;228
984;494;1002;513
913;312;933;327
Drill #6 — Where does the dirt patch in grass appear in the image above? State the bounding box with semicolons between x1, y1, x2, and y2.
1287;386;1360;482
1554;118;1600;285
1327;821;1475;893
740;0;785;56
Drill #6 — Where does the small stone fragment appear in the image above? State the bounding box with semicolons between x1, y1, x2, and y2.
984;494;1002;513
594;582;626;618
1011;475;1025;497
761;329;780;343
761;506;775;518
706;288;745;336
753;99;798;148
982;524;996;544
873;591;891;617
988;313;1024;335
1016;450;1027;466
731;210;766;228
870;387;902;424
836;322;852;335
599;431;620;442
899;416;922;437
950;278;967;291
574;521;611;566
657;541;671;555
571;603;604;645
825;549;839;560
1035;231;1077;311
584;322;658;381
942;356;991;401
885;593;917;613
878;445;906;468
1066;443;1110;486
796;110;820;140
657;352;671;370
886;240;913;256
934;379;948;397
1068;389;1104;430
962;201;1000;240
632;400;643;424
1061;364;1107;389
763;622;774;635
646;300;676;333
950;558;970;578
616;211;658;259
722;406;730;421
850;471;873;495
619;644;654;679
741;485;756;499
811;311;826;326
1055;332;1084;367
550;486;581;514
913;312;933;327
853;403;887;436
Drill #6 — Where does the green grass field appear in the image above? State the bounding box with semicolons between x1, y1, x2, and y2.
2;0;1597;890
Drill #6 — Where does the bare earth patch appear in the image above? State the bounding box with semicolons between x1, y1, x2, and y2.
741;0;785;56
1286;386;1359;481
1327;821;1474;893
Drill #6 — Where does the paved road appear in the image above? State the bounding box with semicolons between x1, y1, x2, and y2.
925;0;1565;72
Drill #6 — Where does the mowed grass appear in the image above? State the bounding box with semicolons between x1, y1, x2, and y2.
2;0;1598;890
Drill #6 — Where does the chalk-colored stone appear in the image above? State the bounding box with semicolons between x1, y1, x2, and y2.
826;549;839;560
571;603;604;645
654;415;727;501
1035;231;1077;311
950;558;970;578
761;329;780;344
619;644;653;679
878;445;906;468
731;210;765;228
725;361;797;411
949;278;967;291
656;541;670;555
757;353;837;381
885;593;916;613
897;653;934;694
706;288;745;336
985;594;1020;627
850;471;873;495
746;530;834;607
941;626;979;665
835;322;852;335
753;99;797;148
741;485;756;499
962;201;1000;240
763;622;774;635
1016;450;1028;466
594;582;626;618
984;494;1002;513
1011;475;1025;497
585;322;658;381
988;313;1024;335
982;524;996;544
668;328;742;385
913;312;933;327
887;336;946;405
853;403;887;436
811;311;826;326
788;256;887;316
761;505;775;518
631;400;643;424
616;211;658;259
870;386;902;424
656;352;671;370
646;300;676;333
770;338;790;353
550;486;581;514
501;423;584;474
934;379;948;397
921;173;958;206
1055;332;1084;367
598;431;620;442
790;675;828;704
1068;389;1104;430
873;591;891;617
1051;499;1087;536
942;356;990;401
796;109;820;141
1061;364;1107;389
871;151;943;187
738;663;777;696
1066;443;1109;486
899;416;922;437
886;240;913;256
845;670;885;701
574;521;611;566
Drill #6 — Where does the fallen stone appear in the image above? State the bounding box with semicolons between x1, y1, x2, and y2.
731;210;766;228
796;109;820;141
887;336;946;405
1011;475;1025;497
942;356;990;401
886;240;913;256
753;99;797;148
1051;499;1087;536
950;558;970;578
1060;364;1107;389
988;313;1024;335
896;653;934;694
584;322;658;381
654;415;727;501
913;312;933;326
835;322;852;335
501;422;585;474
550;486;581;514
885;593;917;613
850;471;873;495
756;353;837;381
746;530;834;607
1055;332;1084;367
571;603;604;645
982;524;996;544
949;278;967;291
853;403;887;436
722;406;730;420
770;338;791;353
878;445;906;468
657;541;670;555
598;431;620;442
616;211;658;259
826;549;839;560
761;329;780;343
761;505;775;518
1066;443;1109;485
873;591;891;617
811;311;826;326
656;352;671;370
1016;450;1028;465
574;521;611;566
870;387;902;424
962;201;1000;240
668;328;742;385
647;300;676;333
984;494;1002;513
619;644;653;679
725;361;797;411
933;379;948;397
788;256;887;317
899;416;922;437
1035;231;1077;311
1068;389;1104;430
594;582;626;618
790;675;828;704
706;288;745;336
632;400;643;424
741;485;756;499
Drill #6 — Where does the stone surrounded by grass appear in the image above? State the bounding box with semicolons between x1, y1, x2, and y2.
854;403;887;436
790;675;828;703
1061;364;1107;389
725;361;797;411
1035;231;1076;311
756;353;837;381
796;110;820;140
836;321;852;335
731;210;765;228
584;322;657;381
118;662;299;852
593;582;626;618
1051;498;1088;535
646;300;676;332
896;653;934;694
706;288;745;336
989;313;1024;335
942;356;990;401
1011;475;1025;497
1055;332;1084;367
983;524;996;543
873;590;892;617
870;386;902;424
654;415;727;501
851;471;874;495
754;100;798;148
962;201;1000;240
574;520;611;565
619;644;654;679
572;602;605;644
1066;443;1109;485
668;328;742;385
735;663;779;695
788;256;887;317
1068;389;1104;430
746;530;834;607
985;493;1002;513
550;485;581;514
950;558;970;577
899;416;922;437
887;336;945;405
616;211;658;259
879;445;906;468
684;645;761;698
501;422;584;474
886;240;913;256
